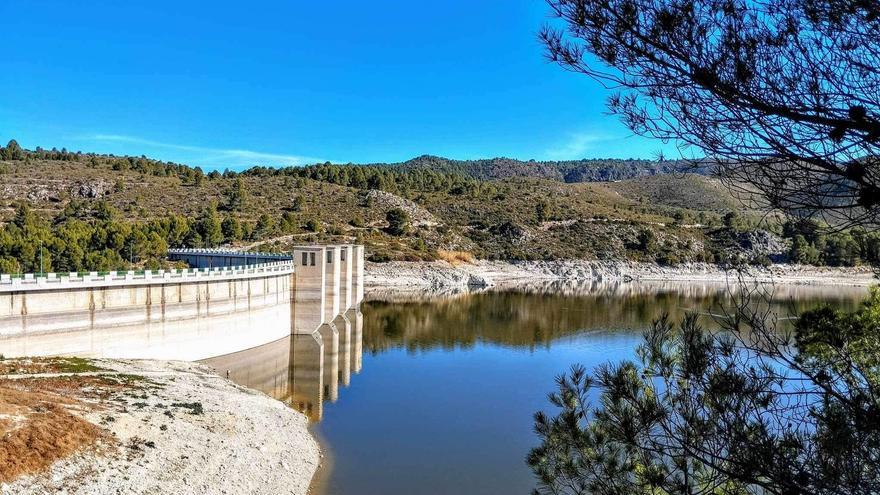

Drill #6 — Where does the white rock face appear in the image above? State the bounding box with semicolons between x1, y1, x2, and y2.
364;260;877;290
365;190;440;227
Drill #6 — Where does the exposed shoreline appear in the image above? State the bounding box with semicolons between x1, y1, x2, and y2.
365;260;877;291
1;359;320;495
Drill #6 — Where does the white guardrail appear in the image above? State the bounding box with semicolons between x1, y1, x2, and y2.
166;248;292;259
0;261;295;293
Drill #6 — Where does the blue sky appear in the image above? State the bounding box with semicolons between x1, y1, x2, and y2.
1;1;674;170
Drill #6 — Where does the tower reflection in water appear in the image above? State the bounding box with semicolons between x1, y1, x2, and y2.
201;308;364;422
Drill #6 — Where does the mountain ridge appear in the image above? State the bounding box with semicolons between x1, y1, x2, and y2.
364;154;710;183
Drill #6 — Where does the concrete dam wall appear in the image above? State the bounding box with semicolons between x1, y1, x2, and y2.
0;245;364;360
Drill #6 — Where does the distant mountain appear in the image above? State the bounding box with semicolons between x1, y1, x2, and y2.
370;155;711;183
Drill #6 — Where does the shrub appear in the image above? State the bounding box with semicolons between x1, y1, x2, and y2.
386;208;410;236
304;218;321;233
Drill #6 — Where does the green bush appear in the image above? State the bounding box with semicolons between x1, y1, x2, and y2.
386;208;411;236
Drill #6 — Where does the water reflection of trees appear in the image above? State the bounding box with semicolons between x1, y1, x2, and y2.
363;288;863;353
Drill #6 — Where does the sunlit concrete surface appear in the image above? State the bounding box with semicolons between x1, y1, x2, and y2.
292;246;327;335
339;245;354;310
0;245;366;391
0;299;294;360
353;245;365;305
0;264;293;336
324;246;341;322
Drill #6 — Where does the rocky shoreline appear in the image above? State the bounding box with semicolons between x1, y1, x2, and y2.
365;260;877;290
1;359;320;495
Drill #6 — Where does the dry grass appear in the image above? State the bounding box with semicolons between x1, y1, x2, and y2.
437;250;475;265
11;375;138;403
0;357;105;375
0;383;106;483
0;358;141;484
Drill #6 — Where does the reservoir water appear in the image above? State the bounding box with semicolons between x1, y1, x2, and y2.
201;281;866;495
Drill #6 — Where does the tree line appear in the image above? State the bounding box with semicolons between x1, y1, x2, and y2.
0;200;320;275
241;163;484;195
0;139;208;186
1;139;497;195
785;219;880;267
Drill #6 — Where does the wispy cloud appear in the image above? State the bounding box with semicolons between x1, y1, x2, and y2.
85;134;325;168
544;131;617;161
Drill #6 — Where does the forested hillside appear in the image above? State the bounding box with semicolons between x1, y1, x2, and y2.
391;155;709;182
0;139;872;273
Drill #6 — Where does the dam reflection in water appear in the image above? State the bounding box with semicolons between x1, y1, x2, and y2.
201;310;364;422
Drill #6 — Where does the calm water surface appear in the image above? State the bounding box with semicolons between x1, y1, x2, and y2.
202;282;866;495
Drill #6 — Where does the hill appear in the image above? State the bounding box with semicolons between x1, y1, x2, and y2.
0;140;870;273
372;155;708;182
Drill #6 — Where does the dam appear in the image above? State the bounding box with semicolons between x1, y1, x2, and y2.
0;245;365;364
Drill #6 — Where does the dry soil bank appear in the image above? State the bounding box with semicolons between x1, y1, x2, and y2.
1;359;319;495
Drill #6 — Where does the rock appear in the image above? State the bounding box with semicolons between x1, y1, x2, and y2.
26;188;58;202
74;180;111;199
490;222;532;245
364;259;876;291
738;230;787;258
364;190;439;227
466;274;490;288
